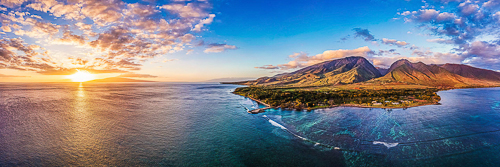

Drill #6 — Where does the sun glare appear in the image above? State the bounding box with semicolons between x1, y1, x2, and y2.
67;70;95;82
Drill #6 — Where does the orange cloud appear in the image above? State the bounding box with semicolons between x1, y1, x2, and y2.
0;0;222;75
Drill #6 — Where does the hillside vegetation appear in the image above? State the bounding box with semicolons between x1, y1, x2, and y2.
228;56;500;111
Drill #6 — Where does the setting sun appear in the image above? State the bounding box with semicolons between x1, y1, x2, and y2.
67;70;95;82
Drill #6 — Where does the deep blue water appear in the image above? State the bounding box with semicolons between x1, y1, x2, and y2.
0;83;499;166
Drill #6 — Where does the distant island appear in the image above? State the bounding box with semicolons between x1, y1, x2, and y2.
225;56;500;112
89;77;156;83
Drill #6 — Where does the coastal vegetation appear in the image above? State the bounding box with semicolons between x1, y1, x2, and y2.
228;56;500;112
234;86;441;110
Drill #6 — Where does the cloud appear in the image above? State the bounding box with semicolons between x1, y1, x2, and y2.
462;41;500;59
436;12;456;22
345;28;411;48
0;73;27;77
256;46;466;70
255;65;279;69
494;11;500;23
1;25;11;32
193;14;215;31
0;0;224;75
458;2;479;16
124;3;157;17
0;37;147;75
118;73;158;78
400;1;495;45
0;0;27;8
204;43;237;53
55;31;87;45
266;47;372;70
413;9;440;22
398;0;500;70
381;38;409;46
483;0;500;9
162;58;178;62
426;38;454;44
352;28;375;41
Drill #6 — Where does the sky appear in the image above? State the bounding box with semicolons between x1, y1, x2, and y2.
1;0;500;82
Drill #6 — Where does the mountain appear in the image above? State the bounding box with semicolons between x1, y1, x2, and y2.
230;56;382;86
89;77;155;82
227;56;500;88
439;64;500;82
386;59;413;73
375;60;500;88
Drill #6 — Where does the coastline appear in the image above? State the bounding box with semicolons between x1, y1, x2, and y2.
336;102;439;109
233;85;500;114
243;95;270;107
233;89;442;114
234;92;273;114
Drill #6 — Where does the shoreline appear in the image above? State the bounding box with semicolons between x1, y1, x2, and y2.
233;86;500;114
234;92;441;114
243;95;270;107
336;102;439;109
234;92;273;114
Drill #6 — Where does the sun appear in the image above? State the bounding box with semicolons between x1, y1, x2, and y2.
67;70;95;82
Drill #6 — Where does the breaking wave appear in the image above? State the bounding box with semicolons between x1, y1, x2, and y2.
263;115;340;150
373;141;399;148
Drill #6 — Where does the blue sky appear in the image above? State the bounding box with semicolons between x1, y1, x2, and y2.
1;0;500;82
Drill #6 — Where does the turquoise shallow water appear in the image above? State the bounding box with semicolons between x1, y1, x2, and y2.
0;83;499;166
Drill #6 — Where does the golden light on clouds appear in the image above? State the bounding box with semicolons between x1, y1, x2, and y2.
67;70;95;82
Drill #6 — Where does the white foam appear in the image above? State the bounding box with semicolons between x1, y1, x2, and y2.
264;115;339;149
373;141;399;148
268;119;287;130
295;135;307;140
264;115;308;141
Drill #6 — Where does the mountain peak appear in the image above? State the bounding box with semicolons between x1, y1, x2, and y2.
387;59;413;73
236;56;381;86
230;57;500;88
395;59;411;63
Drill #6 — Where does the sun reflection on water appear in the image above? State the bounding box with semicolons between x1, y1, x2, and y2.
77;83;84;97
68;83;111;165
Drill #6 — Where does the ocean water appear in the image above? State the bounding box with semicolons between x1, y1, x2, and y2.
0;83;500;166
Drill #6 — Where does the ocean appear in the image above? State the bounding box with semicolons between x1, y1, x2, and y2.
1;83;500;166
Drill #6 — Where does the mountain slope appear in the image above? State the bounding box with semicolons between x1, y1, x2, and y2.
440;64;500;82
386;59;413;73
234;56;382;86
375;60;500;88
228;57;500;88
